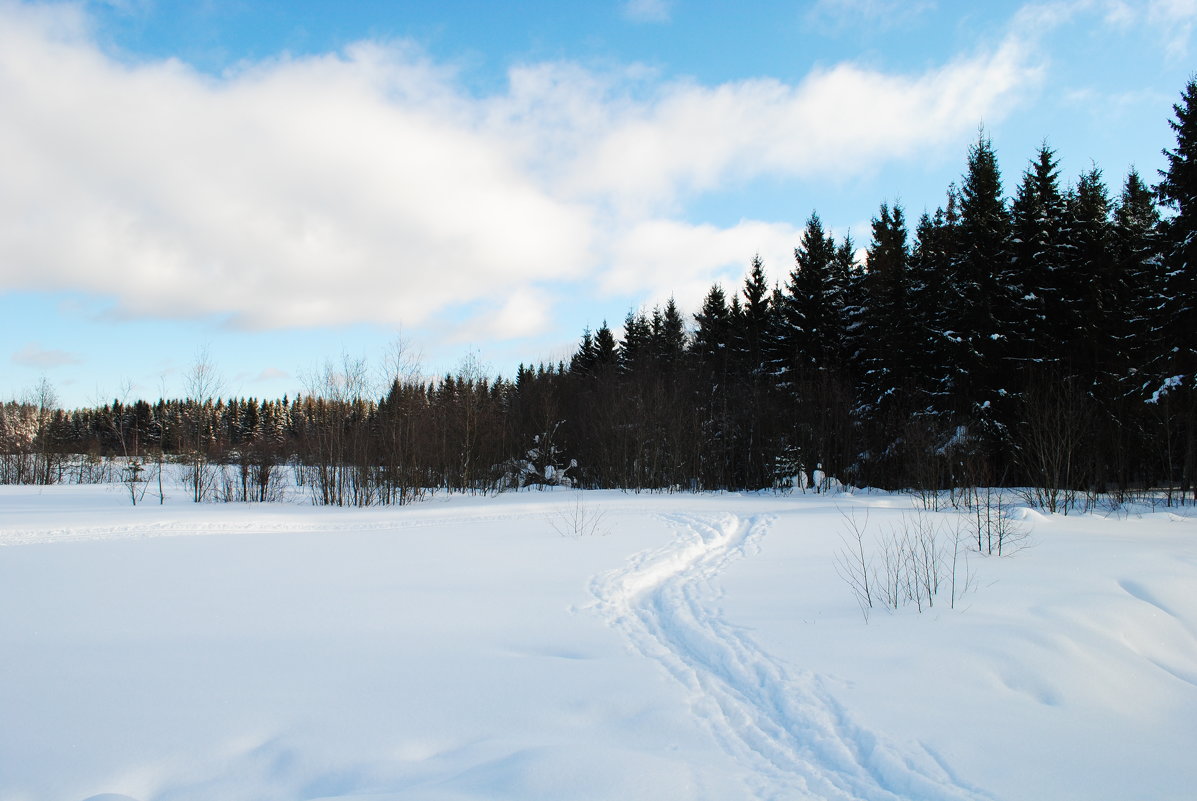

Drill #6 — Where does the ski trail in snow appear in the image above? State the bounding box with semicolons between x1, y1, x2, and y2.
590;513;994;801
0;508;572;547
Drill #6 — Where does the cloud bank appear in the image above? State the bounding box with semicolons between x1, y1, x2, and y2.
0;1;1041;340
623;0;673;24
11;342;82;368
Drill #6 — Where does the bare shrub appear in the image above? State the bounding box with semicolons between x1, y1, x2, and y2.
963;485;1029;556
121;456;151;506
1014;371;1094;515
833;508;873;621
902;417;952;511
549;490;607;538
183;348;223;503
835;506;979;620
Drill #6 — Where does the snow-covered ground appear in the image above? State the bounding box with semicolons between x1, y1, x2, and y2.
1;481;1195;801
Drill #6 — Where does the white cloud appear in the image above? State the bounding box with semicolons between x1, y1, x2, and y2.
0;5;595;331
450;287;554;342
12;342;82;368
1149;0;1197;17
606;219;801;312
622;0;672;23
808;0;936;28
564;36;1040;213
1053;0;1197;57
253;367;290;382
0;1;1044;344
1099;0;1136;26
1147;0;1197;57
232;367;288;384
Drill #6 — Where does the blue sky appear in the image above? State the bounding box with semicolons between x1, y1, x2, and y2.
1;0;1193;407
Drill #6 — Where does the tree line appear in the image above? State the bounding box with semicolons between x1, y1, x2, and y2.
4;80;1197;506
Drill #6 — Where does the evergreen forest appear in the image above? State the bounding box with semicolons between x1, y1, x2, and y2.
4;80;1197;508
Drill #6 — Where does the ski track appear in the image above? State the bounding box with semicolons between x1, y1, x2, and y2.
590;512;995;801
0;509;565;548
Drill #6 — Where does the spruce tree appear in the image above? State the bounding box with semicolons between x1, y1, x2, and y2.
857;203;912;417
740;254;772;376
691;285;737;487
735;256;780;488
653;298;688;369
693;284;732;367
1111;169;1164;490
771;213;855;486
1114;169;1164;384
1156;80;1197;388
1154;78;1197;496
727;293;746;368
593;322;619;371
1009;144;1067;369
1064;167;1115;385
849;203;915;486
619;310;653;375
777;212;840;376
950;132;1013;438
908;200;959;418
570;328;597;375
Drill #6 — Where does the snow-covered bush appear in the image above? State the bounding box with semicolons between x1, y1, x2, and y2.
498;423;577;490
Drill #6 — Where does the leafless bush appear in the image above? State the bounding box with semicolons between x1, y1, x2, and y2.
301;354;378;507
549;490;607;537
216;456;287;503
181;446;219;503
902;417;953;511
72;451;111;484
184;348;223;503
1013;371;1095;515
963;485;1029;556
834;508;872;620
905;511;942;611
836;507;978;621
121;456;152;506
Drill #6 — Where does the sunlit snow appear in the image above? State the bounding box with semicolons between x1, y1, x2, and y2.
2;480;1195;801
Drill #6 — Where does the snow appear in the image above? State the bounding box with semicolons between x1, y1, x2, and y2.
1;482;1195;801
1149;374;1187;403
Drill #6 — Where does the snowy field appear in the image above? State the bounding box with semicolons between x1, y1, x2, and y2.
1;481;1195;801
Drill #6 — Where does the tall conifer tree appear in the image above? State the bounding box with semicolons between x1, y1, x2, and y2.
1009;144;1067;368
777;212;841;376
740;255;773;376
1154;79;1197;495
951;132;1013;436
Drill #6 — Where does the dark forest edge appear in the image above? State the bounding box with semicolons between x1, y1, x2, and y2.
4;80;1197;510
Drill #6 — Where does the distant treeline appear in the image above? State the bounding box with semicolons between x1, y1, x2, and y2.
3;81;1197;507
